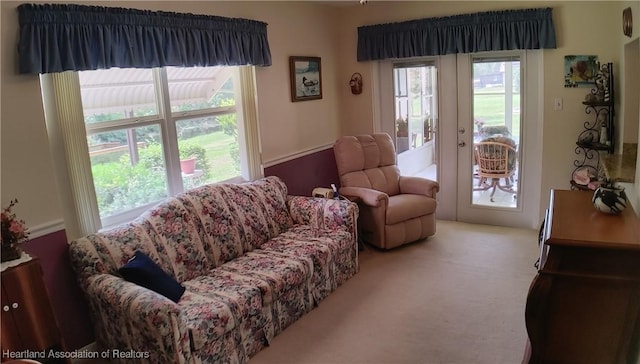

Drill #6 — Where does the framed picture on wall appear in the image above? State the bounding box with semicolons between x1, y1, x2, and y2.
564;55;599;88
289;56;322;102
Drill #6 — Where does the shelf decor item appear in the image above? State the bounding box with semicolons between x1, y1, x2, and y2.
1;199;29;262
592;181;627;215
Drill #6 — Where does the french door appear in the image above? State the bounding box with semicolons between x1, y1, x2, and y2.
375;51;542;229
455;52;542;228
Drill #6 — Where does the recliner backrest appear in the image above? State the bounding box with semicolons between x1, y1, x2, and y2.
334;133;401;196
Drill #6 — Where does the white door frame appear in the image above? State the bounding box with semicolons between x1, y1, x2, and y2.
455;51;543;228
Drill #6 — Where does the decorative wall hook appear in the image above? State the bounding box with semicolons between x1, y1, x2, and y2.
349;73;363;95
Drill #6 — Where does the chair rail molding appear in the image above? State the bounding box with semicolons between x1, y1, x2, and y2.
263;144;333;168
29;219;66;239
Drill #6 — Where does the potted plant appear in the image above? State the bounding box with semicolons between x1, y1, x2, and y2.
180;156;197;174
396;117;408;137
1;199;29;262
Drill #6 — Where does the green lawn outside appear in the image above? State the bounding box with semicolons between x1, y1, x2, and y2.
183;131;238;182
474;89;521;139
406;89;521;139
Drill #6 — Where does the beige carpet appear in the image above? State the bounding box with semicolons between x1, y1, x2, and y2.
249;220;539;364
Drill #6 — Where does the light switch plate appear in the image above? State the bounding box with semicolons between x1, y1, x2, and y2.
554;98;563;111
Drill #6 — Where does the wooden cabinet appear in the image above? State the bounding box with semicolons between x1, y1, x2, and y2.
1;257;67;363
525;190;640;364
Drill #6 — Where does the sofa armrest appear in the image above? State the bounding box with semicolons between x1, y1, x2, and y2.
338;186;389;207
85;274;192;364
398;176;439;198
287;196;359;237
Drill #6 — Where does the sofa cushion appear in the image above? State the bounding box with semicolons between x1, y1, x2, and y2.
136;198;211;282
180;252;311;351
180;270;272;350
218;252;311;305
260;225;355;304
178;185;249;266
119;251;186;303
178;177;294;262
222;177;294;250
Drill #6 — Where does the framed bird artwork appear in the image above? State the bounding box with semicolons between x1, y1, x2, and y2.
290;56;322;102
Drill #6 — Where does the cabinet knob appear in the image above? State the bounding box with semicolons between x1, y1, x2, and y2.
11;302;18;309
2;305;9;312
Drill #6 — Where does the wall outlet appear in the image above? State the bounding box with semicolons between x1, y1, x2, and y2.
554;97;563;111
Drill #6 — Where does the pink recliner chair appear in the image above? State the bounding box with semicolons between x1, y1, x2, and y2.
333;133;439;250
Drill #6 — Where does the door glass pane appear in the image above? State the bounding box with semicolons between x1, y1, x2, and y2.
393;63;438;181
176;114;239;190
88;125;168;219
472;58;521;207
79;68;158;123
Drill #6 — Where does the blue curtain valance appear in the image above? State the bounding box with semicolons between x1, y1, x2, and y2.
18;3;272;74
357;8;556;61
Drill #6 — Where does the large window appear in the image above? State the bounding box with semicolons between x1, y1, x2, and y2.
80;66;245;226
42;66;261;235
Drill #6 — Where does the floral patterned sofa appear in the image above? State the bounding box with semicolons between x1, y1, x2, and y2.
69;176;359;363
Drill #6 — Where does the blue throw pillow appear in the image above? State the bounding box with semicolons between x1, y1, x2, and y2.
118;251;186;303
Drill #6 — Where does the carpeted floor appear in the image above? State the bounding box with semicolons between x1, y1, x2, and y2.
249;220;539;364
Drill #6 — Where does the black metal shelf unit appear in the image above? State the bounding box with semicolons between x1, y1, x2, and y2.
571;62;614;191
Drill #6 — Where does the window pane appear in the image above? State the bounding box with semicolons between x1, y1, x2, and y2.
167;66;235;112
393;65;436;153
472;59;521;208
88;125;168;218
177;115;239;189
79;68;158;124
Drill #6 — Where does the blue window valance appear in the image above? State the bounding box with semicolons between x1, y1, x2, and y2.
18;3;272;74
357;8;556;61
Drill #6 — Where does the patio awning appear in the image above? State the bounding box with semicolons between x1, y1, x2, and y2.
79;67;233;115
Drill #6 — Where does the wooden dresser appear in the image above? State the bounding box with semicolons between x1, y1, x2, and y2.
1;256;67;363
524;189;640;364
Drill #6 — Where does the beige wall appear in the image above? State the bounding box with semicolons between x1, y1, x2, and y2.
2;1;639;234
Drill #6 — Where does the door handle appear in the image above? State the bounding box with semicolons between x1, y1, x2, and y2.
458;140;466;147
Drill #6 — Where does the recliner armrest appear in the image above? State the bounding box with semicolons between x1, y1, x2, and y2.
339;186;389;207
399;176;439;198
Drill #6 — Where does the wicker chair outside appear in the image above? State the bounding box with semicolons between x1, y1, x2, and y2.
473;141;517;202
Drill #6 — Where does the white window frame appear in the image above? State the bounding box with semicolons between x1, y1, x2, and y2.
41;66;263;238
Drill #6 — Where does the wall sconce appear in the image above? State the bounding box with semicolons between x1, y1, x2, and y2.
349;73;363;95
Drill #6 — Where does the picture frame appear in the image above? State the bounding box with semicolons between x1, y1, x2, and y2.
289;56;322;102
564;55;599;88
